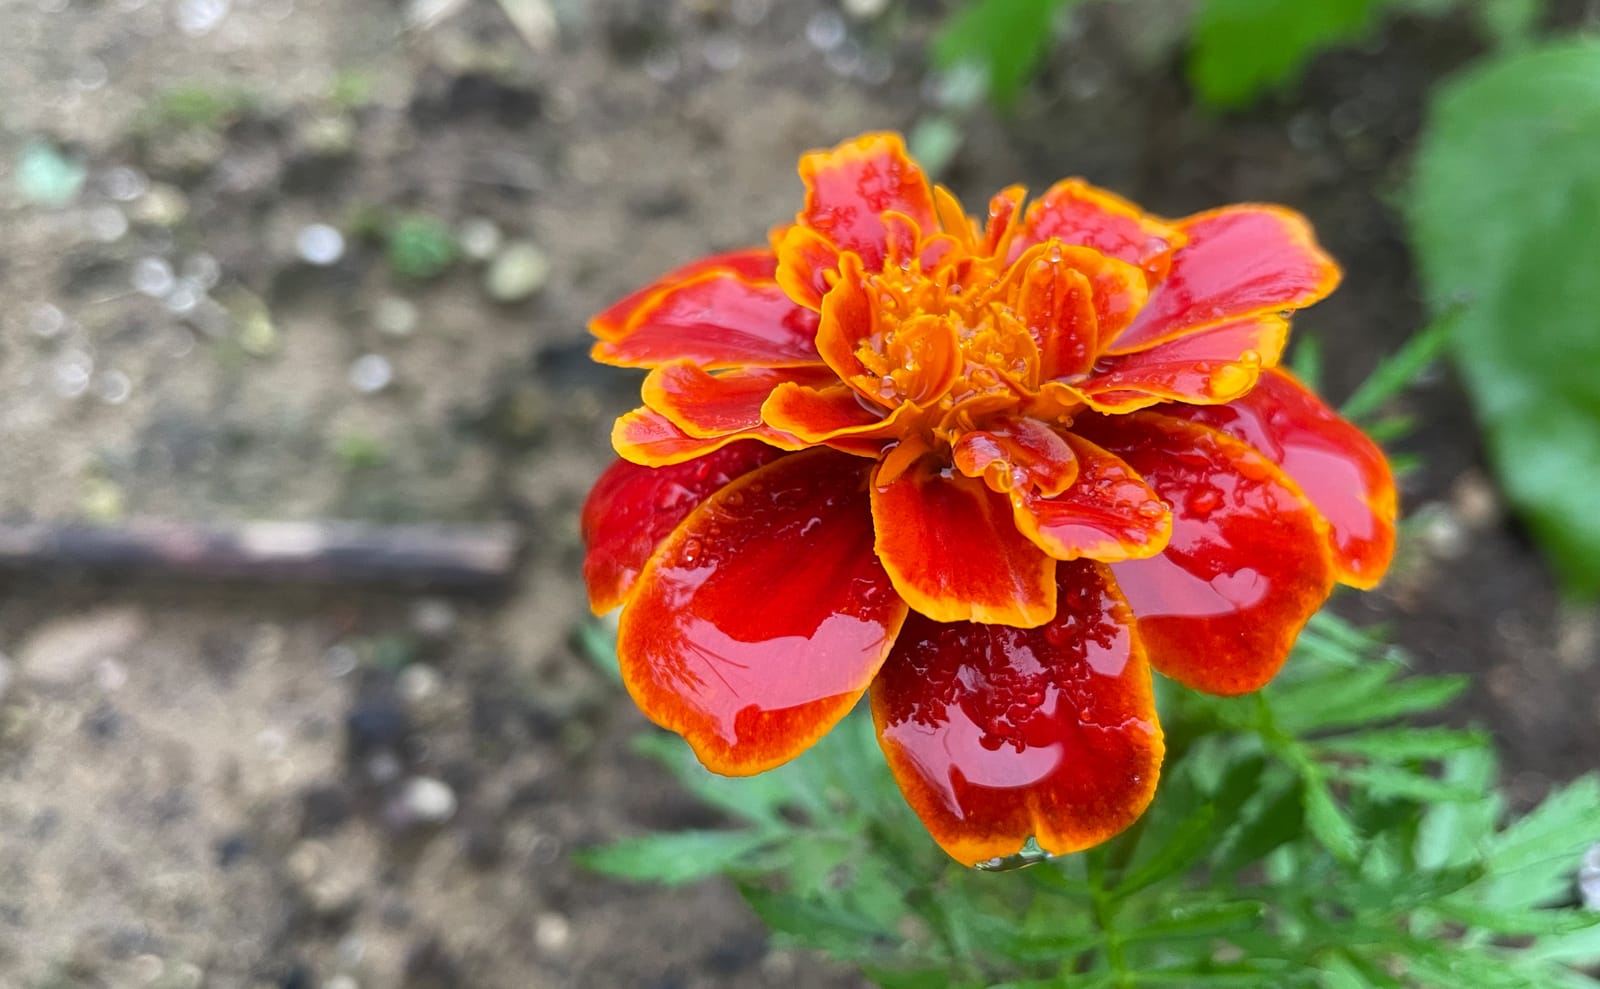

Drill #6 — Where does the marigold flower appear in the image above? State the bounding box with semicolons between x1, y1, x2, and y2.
581;133;1396;866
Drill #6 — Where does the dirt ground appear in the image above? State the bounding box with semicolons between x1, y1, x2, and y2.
1;1;1597;987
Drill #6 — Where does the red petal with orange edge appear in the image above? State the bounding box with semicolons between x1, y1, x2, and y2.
1077;313;1289;412
591;250;777;340
999;243;1147;363
1109;206;1341;355
613;407;802;467
1013;432;1171;562
618;450;906;775
642;362;840;438
797;133;938;270
871;560;1163;866
1165;368;1397;589
813;253;888;404
1010;179;1187;281
1011;256;1099;380
871;456;1056;628
773;225;842;311
982;185;1027;258
592;271;821;369
581;443;786;613
951;416;1078;497
1081;412;1336;696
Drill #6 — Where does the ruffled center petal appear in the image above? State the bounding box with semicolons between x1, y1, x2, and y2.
872;560;1163;866
796;132;939;271
617;449;907;774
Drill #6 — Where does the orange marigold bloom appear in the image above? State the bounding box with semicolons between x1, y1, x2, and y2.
582;133;1396;866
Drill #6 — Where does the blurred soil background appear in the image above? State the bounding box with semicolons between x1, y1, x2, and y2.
0;1;1597;987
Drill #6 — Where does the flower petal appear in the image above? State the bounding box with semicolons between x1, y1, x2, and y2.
1076;313;1289;413
1108;205;1341;355
590;249;778;340
951;416;1079;497
581;443;786;613
591;270;822;369
761;381;914;447
871;455;1056;628
1164;368;1397;589
773;224;842;311
797;133;939;270
642;361;840;438
1011;179;1187;281
999;243;1148;373
1012;433;1171;562
617;450;907;774
613;406;802;467
1081;412;1336;695
871;560;1163;866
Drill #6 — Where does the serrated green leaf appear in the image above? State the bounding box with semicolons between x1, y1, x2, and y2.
1188;0;1382;108
1417;745;1502;870
576;829;774;885
1214;776;1304;875
1331;763;1483;804
740;883;900;960
631;732;798;827
1275;668;1467;733
1433;899;1600;936
1339;308;1459;422
1315;726;1488;761
1303;774;1363;863
1410;38;1600;597
1123;900;1266;942
1483;774;1600;909
1114;805;1217;900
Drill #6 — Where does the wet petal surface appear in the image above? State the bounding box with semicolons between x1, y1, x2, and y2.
1166;368;1396;588
1012;433;1171;562
1110;206;1341;354
797;133;938;270
871;456;1056;628
1077;313;1289;412
643;362;839;438
612;406;802;467
872;560;1163;866
1082;412;1336;695
1011;179;1187;281
592;270;822;369
581;443;787;612
591;249;778;339
618;450;906;774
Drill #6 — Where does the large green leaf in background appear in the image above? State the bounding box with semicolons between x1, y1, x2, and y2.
1189;0;1382;107
1411;39;1600;597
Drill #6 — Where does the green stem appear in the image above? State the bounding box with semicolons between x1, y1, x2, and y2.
1087;850;1133;986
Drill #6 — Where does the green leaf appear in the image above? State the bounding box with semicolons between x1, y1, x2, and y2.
575;829;774;885
931;0;1082;108
1188;0;1382;108
1315;726;1489;761
1410;38;1600;597
1303;772;1362;863
1432;899;1600;936
1339;308;1459;422
386;213;458;279
1476;0;1544;49
1330;763;1482;804
1114;805;1217;900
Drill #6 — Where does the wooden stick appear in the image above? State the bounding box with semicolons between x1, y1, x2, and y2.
0;520;521;592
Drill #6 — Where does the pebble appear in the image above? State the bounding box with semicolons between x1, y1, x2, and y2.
133;257;176;298
1415;502;1468;561
226;289;278;356
28;303;66;339
397;664;442;707
296;223;346;266
409;598;458;638
840;0;888;19
101;165;149;202
181;252;222;290
95;369;133;405
87;205;129;242
176;0;231;36
457;217;502;261
349;354;393;393
805;10;846;52
374;296;419;337
325;977;360;989
399;776;458;824
18;607;145;688
129;183;189;227
533;911;572;954
484;240;550;303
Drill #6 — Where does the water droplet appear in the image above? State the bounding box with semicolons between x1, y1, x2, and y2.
978;732;1004;751
1185;487;1222;518
680;538;704;565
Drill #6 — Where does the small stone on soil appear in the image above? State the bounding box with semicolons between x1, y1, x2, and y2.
349;354;394;393
484;240;550;303
296;223;346;266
